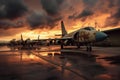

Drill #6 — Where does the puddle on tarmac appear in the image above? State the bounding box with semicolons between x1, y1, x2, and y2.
0;46;120;80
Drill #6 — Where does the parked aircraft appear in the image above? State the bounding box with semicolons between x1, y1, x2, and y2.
8;34;41;50
7;21;108;51
52;21;108;51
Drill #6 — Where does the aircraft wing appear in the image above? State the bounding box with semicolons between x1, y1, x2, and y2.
54;37;72;40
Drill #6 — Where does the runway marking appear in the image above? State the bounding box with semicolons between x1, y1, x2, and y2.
32;51;89;80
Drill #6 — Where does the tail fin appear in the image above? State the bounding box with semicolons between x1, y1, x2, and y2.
61;21;67;37
21;34;23;41
38;35;40;40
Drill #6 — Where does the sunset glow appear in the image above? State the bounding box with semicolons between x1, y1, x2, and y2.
0;0;120;41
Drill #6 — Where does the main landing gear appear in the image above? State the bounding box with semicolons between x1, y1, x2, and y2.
61;44;64;49
77;42;80;48
60;40;64;49
86;44;92;52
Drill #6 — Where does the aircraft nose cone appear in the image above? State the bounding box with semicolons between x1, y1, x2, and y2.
95;32;108;41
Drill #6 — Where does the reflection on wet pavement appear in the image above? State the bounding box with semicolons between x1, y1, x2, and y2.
92;47;120;80
32;51;106;80
0;46;120;80
0;51;85;80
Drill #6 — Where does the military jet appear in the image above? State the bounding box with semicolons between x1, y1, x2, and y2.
8;34;41;50
53;21;108;51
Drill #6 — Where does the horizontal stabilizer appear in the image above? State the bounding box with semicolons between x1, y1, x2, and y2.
55;34;62;36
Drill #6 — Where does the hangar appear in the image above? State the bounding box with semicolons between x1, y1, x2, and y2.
95;28;120;47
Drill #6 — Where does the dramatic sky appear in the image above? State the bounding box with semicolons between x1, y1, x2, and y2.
0;0;120;41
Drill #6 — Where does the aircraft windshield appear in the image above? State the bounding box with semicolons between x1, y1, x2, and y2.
83;27;95;31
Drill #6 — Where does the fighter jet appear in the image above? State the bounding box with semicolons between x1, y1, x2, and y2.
8;34;38;50
54;21;108;51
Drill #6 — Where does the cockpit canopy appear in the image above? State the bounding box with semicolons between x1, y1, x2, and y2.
83;27;96;31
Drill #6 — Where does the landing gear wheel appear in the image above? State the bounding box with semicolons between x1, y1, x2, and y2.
86;46;89;51
86;46;92;52
77;43;80;48
77;46;80;48
89;46;92;51
61;40;64;49
61;44;63;49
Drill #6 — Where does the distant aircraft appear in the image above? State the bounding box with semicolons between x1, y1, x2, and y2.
53;21;108;51
8;34;41;50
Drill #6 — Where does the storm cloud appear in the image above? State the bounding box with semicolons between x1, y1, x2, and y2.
83;0;98;7
0;0;120;38
40;0;64;16
0;0;120;29
68;9;94;21
27;11;62;29
0;20;24;30
25;0;64;29
0;0;27;19
0;0;27;31
104;8;120;27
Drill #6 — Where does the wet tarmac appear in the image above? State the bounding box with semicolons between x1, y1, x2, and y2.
0;46;120;80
